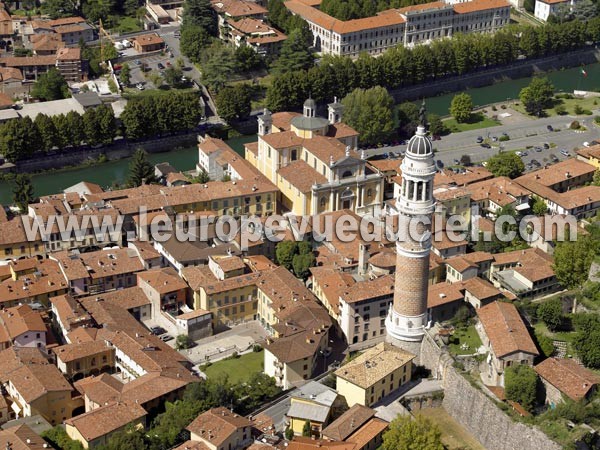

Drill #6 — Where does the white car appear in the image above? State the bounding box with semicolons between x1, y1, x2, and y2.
515;151;523;157
136;83;144;90
583;142;591;147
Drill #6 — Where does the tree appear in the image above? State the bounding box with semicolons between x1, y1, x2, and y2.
382;415;444;450
302;420;312;437
34;114;58;152
573;314;600;368
183;0;217;35
486;152;525;179
0;117;41;162
449;93;473;123
107;77;118;94
285;427;294;440
180;25;211;62
553;235;597;289
292;252;315;280
127;148;157;187
275;241;297;270
459;154;472;166
96;427;147;450
31;68;69;101
593;169;600;186
532;197;548;215
427;113;447;136
342;86;394;146
537;298;563;331
12;174;34;211
201;42;237;93
42;426;84;450
504;365;539;413
536;332;555;357
164;66;184;86
175;334;193;350
120;63;131;86
216;84;252;122
519;77;555;117
235;45;263;73
65;111;85;147
193;168;210;184
271;29;313;75
40;0;77;18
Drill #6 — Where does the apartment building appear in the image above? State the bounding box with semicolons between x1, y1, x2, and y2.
285;0;510;58
0;304;47;350
224;17;287;56
534;0;575;21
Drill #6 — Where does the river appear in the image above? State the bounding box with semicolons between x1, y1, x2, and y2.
0;62;598;204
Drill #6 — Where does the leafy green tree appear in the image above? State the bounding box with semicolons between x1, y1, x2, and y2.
524;0;535;13
65;111;85;147
96;427;147;450
285;427;294;440
292;252;315;280
535;332;555;357
164;66;184;86
271;29;313;75
216;84;252;122
382;415;444;450
12;174;34;211
180;25;211;62
553;235;597;289
486;152;525;179
573;314;600;368
107;77;118;94
193;168;210;184
34;114;58;152
302;420;312;437
120;63;131;86
276;241;297;270
537;298;563;331
449;93;473;123
235;45;263;72
532;197;548;215
127;148;157;187
342;86;394;146
175;334;193;350
182;0;217;35
40;0;77;18
519;77;555;117
201;42;237;92
52;113;70;148
593;169;600;186
42;426;84;450
504;365;539;413
427;113;447;136
31;68;69;101
297;240;312;255
0;117;41;162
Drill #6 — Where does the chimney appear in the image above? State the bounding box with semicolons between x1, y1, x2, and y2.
358;243;369;276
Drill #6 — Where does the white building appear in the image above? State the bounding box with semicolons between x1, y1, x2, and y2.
285;0;511;58
534;0;574;21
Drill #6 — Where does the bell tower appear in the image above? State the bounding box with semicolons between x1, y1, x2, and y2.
386;102;436;346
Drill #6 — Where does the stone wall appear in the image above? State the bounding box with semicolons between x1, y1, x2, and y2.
418;334;562;450
390;47;600;105
10;132;199;174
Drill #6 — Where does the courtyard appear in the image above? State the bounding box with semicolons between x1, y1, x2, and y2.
200;349;265;384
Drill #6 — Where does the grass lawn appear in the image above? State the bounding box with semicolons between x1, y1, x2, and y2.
444;113;500;132
448;324;483;355
123;86;197;98
113;16;143;33
201;350;264;384
533;322;576;344
418;408;486;450
513;96;599;118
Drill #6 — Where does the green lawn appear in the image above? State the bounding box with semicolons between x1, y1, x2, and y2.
513;96;599;118
123;86;197;98
201;350;264;384
533;322;576;344
113;15;143;33
449;325;483;355
443;113;500;132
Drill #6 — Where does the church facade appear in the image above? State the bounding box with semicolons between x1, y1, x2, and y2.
245;99;384;216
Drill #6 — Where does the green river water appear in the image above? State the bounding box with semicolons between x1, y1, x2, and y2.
0;62;598;204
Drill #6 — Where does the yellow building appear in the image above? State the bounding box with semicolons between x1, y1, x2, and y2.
287;382;340;437
577;144;600;169
186;407;253;450
245;99;383;216
55;340;116;381
335;342;415;407
0;215;44;262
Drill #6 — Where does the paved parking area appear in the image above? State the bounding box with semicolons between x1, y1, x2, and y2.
184;321;268;364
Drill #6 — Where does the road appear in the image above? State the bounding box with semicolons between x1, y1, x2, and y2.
367;112;600;169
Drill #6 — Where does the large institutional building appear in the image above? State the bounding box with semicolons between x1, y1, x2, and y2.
386;106;436;347
245;99;384;216
285;0;511;58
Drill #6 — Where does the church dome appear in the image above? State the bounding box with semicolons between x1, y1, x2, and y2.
304;98;317;110
407;125;432;156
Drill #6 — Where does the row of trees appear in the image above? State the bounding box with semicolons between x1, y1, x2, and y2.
265;19;600;112
0;105;116;162
321;0;429;20
120;92;202;139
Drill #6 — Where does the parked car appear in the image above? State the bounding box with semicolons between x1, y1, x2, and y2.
534;147;542;152
166;61;172;67
150;326;166;335
550;154;559;162
136;83;144;90
174;31;180;38
516;151;523;157
560;149;570;157
492;136;498;142
521;151;529;157
543;143;550;149
453;159;460;165
476;136;484;143
157;62;165;70
160;334;174;342
480;143;491;148
547;125;554;131
583;142;591;148
134;59;141;66
436;160;444;168
531;159;541;167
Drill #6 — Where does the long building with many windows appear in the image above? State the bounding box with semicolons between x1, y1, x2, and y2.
285;0;510;57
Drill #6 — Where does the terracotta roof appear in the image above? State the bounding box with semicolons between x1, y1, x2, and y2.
56;47;81;61
0;347;73;403
397;1;447;13
211;0;267;16
0;259;68;305
173;441;212;450
0;55;56;67
576;144;600;160
427;282;464;308
187;407;252;446
326;122;358;139
434;167;493;187
309;266;356;315
287;437;355;450
64;401;147;442
322;404;376;441
453;0;510;13
516;159;595;188
467;176;531;206
445;256;476;273
261;130;304;149
0;304;46;339
271;112;301;131
131;33;164;46
463;277;501;300
30;32;62;52
492;248;555;283
48;16;86;26
278;160;327;193
335;342;415;389
78;248;145;280
212;255;246;273
477;301;539;358
137;267;188;294
534;357;600;401
340;275;394;304
367;158;402;174
0;66;22;81
0;424;48;450
345;418;388;448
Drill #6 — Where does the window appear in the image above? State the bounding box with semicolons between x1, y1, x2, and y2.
303;364;308;370
91;358;96;366
36;333;40;339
